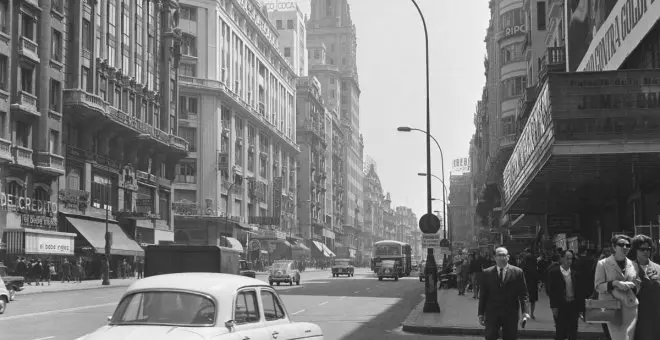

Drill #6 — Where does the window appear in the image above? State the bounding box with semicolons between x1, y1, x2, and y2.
20;67;33;93
0;111;4;139
81;67;91;92
180;63;196;77
98;76;107;101
180;5;197;21
500;76;526;100
66;165;83;190
286;20;293;29
234;290;259;324
261;290;285;321
0;0;8;33
52;0;63;13
82;19;92;51
284;47;291;57
276;20;282;29
50;79;61;112
537;1;546;31
182;34;197;57
501;116;516;135
111;291;215;326
92;173;114;210
21;13;35;41
500;43;524;64
179;127;197;152
159;189;170;223
0;54;7;91
51;30;63;61
176;163;196;183
49;130;60;154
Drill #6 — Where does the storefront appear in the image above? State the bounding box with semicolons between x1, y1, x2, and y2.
3;228;76;258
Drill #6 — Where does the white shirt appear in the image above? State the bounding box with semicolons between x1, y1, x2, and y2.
497;264;509;282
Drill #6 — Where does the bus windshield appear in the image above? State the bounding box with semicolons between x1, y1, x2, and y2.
375;244;401;256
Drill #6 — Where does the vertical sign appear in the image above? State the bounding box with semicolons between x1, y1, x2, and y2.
272;177;282;225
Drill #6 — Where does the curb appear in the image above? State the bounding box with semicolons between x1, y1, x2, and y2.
19;282;133;296
401;324;604;339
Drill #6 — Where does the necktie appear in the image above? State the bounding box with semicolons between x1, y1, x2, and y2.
499;268;504;284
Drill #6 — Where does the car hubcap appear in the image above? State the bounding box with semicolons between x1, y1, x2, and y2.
0;300;6;313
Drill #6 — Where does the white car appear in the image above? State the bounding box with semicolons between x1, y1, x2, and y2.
0;275;9;314
76;273;323;340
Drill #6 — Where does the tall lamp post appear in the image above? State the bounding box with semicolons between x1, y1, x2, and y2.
399;0;440;314
97;189;112;286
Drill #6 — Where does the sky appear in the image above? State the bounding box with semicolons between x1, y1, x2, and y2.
294;0;491;220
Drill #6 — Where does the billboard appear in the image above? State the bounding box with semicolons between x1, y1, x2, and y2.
567;0;660;72
451;157;471;174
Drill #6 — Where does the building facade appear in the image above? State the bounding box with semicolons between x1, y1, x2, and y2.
2;0;189;271
362;163;382;253
308;0;364;259
172;0;299;259
265;1;307;77
395;206;420;258
448;171;476;250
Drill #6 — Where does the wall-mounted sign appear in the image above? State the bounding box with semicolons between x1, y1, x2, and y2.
503;82;552;205
21;214;57;230
236;0;279;48
265;2;297;11
0;192;58;215
451;157;471;174
503;24;527;38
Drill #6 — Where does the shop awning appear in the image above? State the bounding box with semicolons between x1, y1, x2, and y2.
292;241;310;251
322;244;336;257
312;240;324;253
221;236;244;252
66;217;144;257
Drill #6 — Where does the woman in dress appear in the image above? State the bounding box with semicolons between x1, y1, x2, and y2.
629;234;660;340
594;234;639;340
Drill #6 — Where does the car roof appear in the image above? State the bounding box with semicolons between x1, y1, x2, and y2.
126;273;268;298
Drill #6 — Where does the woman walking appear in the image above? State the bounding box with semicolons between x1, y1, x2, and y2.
594;235;639;340
629;234;660;340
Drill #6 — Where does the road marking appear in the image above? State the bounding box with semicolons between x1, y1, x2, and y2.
291;309;306;315
318;301;328;306
0;302;116;321
33;337;55;340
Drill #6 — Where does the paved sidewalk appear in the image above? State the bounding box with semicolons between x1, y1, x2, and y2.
19;278;137;295
402;288;606;339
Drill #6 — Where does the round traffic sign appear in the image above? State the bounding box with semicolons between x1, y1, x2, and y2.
419;213;441;234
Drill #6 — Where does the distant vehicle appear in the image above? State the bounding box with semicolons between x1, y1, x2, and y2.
143;244;240;278
371;240;412;276
377;260;399;281
74;273;324;340
0;263;24;301
239;260;256;278
269;260;300;286
331;258;354;277
0;274;9;314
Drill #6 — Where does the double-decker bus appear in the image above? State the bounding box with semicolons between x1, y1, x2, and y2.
371;240;412;276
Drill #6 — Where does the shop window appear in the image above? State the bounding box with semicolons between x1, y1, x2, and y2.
136;185;154;214
159;189;170;223
91;172;114;210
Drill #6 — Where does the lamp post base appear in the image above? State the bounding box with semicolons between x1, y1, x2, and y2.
422;247;441;313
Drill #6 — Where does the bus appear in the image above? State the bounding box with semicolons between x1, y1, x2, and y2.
371;240;412;276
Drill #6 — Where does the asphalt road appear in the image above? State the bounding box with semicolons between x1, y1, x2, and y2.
0;268;526;340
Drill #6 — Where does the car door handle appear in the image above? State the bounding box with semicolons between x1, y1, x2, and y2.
272;331;279;338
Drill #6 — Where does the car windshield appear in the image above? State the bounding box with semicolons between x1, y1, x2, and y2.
381;260;395;268
334;260;350;266
110;291;216;326
272;262;289;270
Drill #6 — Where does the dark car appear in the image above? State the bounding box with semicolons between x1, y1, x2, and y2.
377;260;399;281
0;263;24;301
239;260;256;278
331;258;354;277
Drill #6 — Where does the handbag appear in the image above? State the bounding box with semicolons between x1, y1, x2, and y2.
584;299;621;324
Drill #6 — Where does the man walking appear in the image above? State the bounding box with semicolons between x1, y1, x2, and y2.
478;246;531;340
547;249;584;340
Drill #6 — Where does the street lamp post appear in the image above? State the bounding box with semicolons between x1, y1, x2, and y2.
418;172;448;241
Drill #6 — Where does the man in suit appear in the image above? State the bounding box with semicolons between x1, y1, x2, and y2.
547;249;584;340
478;246;531;340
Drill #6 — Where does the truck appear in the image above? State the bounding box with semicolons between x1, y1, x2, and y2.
143;244;241;278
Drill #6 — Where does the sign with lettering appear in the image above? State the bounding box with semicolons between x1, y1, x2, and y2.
575;0;660;72
503;82;552;205
503;24;527;38
451;157;471;174
265;2;297;11
38;237;73;255
21;214;57;230
235;0;279;49
0;191;58;215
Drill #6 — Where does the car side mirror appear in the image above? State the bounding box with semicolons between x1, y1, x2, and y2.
106;316;112;323
225;320;236;330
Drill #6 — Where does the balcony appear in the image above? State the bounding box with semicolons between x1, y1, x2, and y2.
11;91;40;116
12;146;34;168
538;47;566;83
19;37;39;63
0;138;11;162
63;89;107;116
169;134;189;152
500;134;518;149
35;152;65;175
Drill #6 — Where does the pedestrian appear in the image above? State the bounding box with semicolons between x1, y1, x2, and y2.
521;248;539;319
629;234;660;340
547;249;585;340
478;246;531;340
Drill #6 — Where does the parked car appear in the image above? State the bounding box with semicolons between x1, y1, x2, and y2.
239;260;256;278
75;273;324;340
418;260;427;282
268;260;300;286
0;275;9;314
0;263;24;301
331;258;354;277
377;260;399;281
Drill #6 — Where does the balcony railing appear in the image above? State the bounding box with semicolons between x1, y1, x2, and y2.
500;134;518;148
12;91;40;116
63;89;107;115
12;146;34;168
20;37;39;62
539;47;566;83
169;134;189;152
35;152;65;175
175;174;197;184
0;138;11;162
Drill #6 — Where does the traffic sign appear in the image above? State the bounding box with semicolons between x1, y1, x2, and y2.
248;239;261;251
439;238;451;247
421;234;441;248
419;213;441;234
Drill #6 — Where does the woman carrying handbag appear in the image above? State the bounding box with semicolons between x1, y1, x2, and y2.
593;235;639;340
629;234;660;340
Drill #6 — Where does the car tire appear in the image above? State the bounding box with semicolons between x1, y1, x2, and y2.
395;277;399;281
277;282;281;286
269;281;273;286
0;297;6;314
378;277;383;281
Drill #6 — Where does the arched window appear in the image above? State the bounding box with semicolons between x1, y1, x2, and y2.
66;166;82;190
6;181;25;198
34;186;50;202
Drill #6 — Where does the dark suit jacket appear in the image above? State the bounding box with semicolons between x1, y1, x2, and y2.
478;265;530;318
546;265;585;312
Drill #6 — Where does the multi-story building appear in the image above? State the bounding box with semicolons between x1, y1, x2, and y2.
308;0;364;259
1;0;189;267
395;206;419;256
265;1;307;77
448;170;476;250
382;193;395;240
172;0;299;260
362;163;383;254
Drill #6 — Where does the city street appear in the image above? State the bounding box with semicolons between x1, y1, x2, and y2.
0;268;437;340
